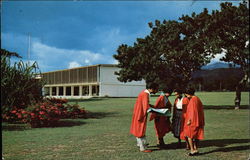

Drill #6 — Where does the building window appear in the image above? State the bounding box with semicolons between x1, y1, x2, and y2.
74;86;79;96
82;86;89;96
96;85;99;96
59;87;63;96
92;85;99;96
44;87;50;96
52;87;56;96
66;87;71;96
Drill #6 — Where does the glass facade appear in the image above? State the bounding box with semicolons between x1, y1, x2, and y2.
41;65;119;97
42;66;98;85
92;85;99;96
82;86;89;96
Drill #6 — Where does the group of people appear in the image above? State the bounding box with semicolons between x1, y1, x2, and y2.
130;83;205;156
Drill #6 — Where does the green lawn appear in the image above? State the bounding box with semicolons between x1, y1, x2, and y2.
2;92;250;160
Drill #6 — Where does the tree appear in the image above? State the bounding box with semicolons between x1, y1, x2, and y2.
1;49;22;58
114;10;213;89
205;2;249;109
113;1;249;97
1;49;44;114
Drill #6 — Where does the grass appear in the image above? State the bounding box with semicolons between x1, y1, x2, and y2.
2;92;250;160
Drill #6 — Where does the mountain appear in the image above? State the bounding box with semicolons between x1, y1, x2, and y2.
191;67;245;91
201;62;240;70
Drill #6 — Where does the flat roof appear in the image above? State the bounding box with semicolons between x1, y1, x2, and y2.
42;64;118;74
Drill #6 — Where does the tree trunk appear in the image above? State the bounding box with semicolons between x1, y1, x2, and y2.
234;85;241;110
219;81;222;91
235;70;249;110
199;83;202;91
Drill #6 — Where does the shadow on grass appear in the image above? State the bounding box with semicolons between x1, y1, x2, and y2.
149;138;250;153
46;120;86;128
2;123;31;131
86;111;119;119
199;145;250;155
2;120;87;131
2;111;118;131
148;142;186;151
204;105;249;110
199;139;250;148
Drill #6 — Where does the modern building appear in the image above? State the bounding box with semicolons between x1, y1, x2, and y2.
42;64;146;98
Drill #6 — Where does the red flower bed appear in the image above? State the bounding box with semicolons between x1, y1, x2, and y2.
2;98;87;128
3;107;29;123
46;98;68;104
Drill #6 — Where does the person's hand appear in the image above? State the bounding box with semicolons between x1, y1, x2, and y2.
187;120;191;126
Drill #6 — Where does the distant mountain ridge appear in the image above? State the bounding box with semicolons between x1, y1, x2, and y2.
202;62;240;70
191;67;245;91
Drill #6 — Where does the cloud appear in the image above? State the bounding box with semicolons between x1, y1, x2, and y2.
209;49;226;64
2;32;117;72
31;40;116;72
68;61;81;69
92;26;150;57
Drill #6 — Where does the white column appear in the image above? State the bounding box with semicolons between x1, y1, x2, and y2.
71;86;74;96
56;86;59;96
63;86;66;96
79;86;82;97
89;85;92;96
49;87;52;97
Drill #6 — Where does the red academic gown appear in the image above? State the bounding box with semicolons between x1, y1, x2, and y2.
183;96;205;140
149;95;172;138
130;90;150;138
173;97;189;140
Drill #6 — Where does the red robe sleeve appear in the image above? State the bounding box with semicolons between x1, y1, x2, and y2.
138;92;150;122
187;96;205;127
182;97;189;106
149;95;164;121
154;95;163;107
130;91;150;137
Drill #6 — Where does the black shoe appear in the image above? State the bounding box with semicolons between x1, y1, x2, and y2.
188;152;199;156
188;152;196;156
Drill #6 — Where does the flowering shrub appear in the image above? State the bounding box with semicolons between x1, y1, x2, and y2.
2;106;30;124
2;98;87;128
63;104;87;119
25;102;62;127
1;52;44;115
46;97;68;104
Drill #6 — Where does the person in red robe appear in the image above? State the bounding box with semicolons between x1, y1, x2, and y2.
130;83;159;153
172;89;190;149
183;88;205;156
149;88;172;148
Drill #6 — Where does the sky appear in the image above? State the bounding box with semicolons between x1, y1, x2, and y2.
1;0;240;72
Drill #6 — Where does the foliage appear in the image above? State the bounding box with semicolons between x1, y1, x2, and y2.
206;2;249;86
114;10;213;89
1;49;44;114
2;107;29;124
1;49;88;127
46;97;68;104
2;98;87;128
114;10;211;86
113;2;249;90
1;48;22;58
